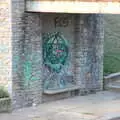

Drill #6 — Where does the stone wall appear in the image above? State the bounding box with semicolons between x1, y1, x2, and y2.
0;0;12;93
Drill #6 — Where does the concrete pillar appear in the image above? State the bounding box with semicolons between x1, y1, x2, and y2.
24;13;43;106
12;0;43;108
74;14;104;92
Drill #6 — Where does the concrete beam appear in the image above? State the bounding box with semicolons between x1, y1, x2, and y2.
26;0;120;14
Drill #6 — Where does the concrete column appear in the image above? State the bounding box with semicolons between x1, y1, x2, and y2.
74;14;104;92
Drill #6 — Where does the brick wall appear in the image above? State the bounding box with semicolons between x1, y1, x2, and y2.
12;0;43;108
24;13;43;106
74;14;104;92
11;0;26;108
0;0;12;93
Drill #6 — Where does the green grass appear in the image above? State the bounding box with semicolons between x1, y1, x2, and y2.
0;86;9;98
104;14;120;75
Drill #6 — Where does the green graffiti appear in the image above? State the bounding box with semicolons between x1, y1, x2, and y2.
24;61;32;86
43;32;69;73
13;56;20;72
23;53;41;87
42;32;75;90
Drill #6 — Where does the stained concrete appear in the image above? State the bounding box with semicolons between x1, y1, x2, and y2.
0;91;120;120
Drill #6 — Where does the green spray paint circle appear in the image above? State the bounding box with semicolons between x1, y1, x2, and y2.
43;32;69;73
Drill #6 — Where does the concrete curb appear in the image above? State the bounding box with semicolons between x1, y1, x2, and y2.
0;98;11;112
104;72;120;90
99;112;120;120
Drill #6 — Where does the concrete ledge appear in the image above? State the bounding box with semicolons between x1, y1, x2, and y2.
44;85;80;94
104;72;120;90
104;72;120;79
0;98;11;112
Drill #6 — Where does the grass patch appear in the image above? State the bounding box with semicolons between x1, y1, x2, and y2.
104;53;120;75
0;86;9;98
0;86;11;112
104;14;120;74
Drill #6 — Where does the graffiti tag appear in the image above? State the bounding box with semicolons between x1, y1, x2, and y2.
54;16;72;27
